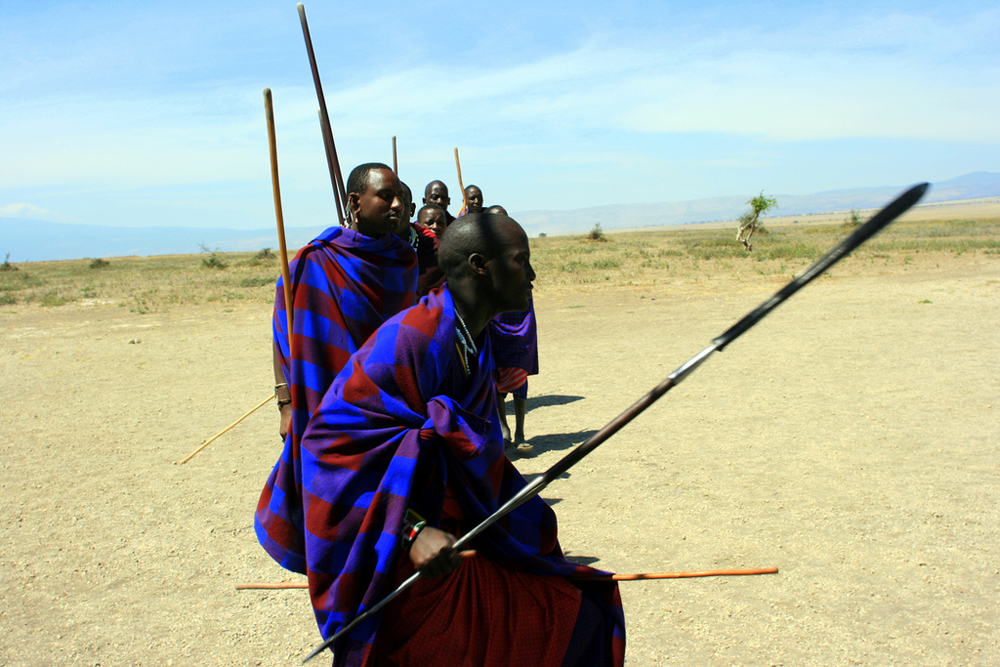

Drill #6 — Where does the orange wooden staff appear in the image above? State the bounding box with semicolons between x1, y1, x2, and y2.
454;147;467;216
264;87;294;337
235;566;777;590
177;394;273;464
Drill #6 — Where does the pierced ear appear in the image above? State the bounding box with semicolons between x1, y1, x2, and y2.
468;252;489;276
348;193;361;215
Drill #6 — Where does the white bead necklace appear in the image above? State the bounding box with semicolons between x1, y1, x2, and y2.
454;310;477;375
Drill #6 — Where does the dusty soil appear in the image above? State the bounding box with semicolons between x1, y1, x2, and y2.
1;249;998;666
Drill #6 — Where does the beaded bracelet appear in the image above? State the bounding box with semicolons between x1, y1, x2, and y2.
401;509;427;551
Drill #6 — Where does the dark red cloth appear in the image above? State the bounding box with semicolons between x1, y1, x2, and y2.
371;555;583;667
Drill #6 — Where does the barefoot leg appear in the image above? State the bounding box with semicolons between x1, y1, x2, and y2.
496;392;512;443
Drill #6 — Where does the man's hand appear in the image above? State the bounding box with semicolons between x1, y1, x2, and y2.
409;526;462;578
279;403;292;439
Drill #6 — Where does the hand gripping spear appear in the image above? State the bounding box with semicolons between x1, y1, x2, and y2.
303;182;929;663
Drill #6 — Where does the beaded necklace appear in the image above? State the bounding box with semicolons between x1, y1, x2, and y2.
454;310;477;377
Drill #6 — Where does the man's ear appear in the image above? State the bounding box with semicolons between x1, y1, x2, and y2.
348;192;362;216
468;252;489;276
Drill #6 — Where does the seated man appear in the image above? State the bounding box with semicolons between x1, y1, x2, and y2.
296;213;625;666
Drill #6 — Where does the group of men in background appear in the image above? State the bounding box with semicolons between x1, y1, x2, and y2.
255;162;622;666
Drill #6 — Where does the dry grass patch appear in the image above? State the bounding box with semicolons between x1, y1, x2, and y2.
1;219;997;311
529;218;1000;289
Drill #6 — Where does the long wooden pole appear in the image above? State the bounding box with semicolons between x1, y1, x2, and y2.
392;136;398;175
264;88;294;336
178;395;273;464
297;3;348;226
237;567;778;590
453;147;467;216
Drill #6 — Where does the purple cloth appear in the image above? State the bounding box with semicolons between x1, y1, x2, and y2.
255;226;417;574
489;294;538;376
294;286;624;665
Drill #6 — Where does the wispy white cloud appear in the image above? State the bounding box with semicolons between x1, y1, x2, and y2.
2;1;998;228
1;202;47;217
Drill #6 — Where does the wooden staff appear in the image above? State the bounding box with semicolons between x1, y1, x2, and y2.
178;90;298;466
265;88;294;336
454;147;467;216
177;395;273;464
392;136;398;175
237;567;778;590
297;3;348;226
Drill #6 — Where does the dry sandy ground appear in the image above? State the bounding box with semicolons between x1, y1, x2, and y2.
1;250;998;666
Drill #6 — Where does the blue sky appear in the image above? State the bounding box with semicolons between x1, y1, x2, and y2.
2;0;998;231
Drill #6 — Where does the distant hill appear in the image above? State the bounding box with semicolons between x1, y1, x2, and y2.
3;172;999;262
0;219;324;264
515;171;1000;237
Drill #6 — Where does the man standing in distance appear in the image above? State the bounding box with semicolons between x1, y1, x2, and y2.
464;184;484;214
260;162;418;575
423;180;456;226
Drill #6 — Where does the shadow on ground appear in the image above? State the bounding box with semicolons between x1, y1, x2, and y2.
520;429;598;456
524;394;585;410
563;553;602;566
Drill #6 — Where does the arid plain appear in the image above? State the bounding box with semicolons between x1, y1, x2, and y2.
2;205;998;665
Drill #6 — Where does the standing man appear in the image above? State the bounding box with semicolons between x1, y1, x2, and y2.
422;180;456;226
486;203;537;451
259;162;418;575
295;212;625;666
464;184;484;214
491;295;538;452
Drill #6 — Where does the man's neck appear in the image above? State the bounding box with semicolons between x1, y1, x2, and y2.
450;283;492;339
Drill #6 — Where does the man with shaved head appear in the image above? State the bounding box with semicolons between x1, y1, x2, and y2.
258;162;418;575
464;184;484;214
294;212;625;666
423;179;456;227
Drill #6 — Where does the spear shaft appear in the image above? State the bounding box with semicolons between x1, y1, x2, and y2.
297;3;348;226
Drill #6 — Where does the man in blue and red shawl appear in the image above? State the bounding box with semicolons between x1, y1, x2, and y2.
484;203;538;450
295;213;625;666
258;162;418;574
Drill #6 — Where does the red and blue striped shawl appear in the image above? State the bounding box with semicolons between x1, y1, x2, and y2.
296;286;624;665
256;226;417;574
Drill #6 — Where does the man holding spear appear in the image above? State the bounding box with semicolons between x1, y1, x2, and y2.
290;213;625;666
258;162;418;575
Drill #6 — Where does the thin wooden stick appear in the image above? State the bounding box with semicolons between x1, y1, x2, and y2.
454;147;467;216
264;88;294;336
236;566;777;590
297;3;348;226
178;395;273;464
392;136;398;175
599;567;778;581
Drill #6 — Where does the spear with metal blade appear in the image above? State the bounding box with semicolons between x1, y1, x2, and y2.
303;182;929;663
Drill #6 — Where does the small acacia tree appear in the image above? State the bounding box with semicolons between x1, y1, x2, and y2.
736;191;778;252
